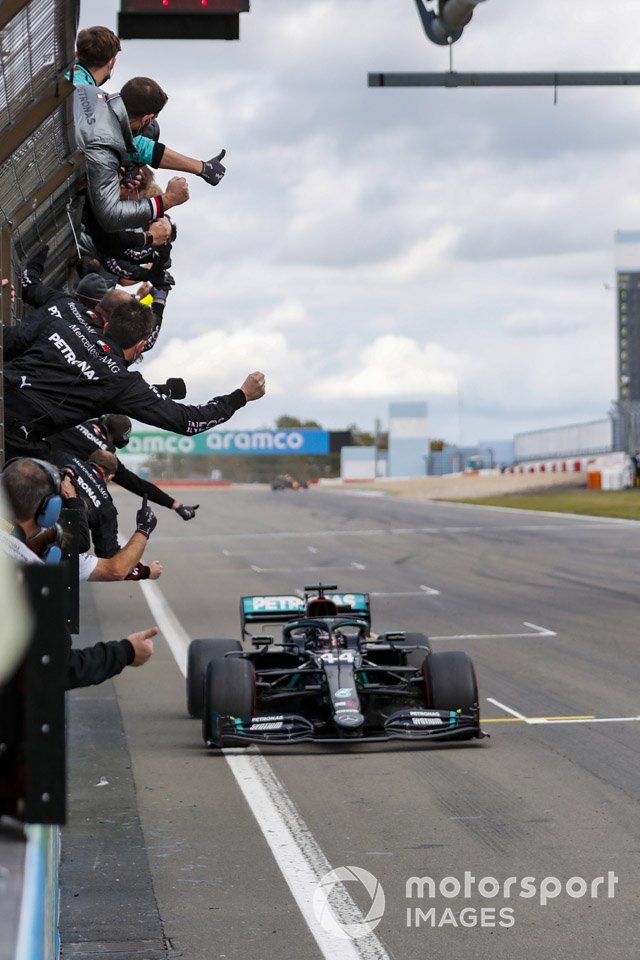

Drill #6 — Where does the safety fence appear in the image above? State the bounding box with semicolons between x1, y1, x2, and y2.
0;0;84;465
0;3;83;957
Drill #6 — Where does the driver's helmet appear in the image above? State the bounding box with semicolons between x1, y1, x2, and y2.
307;596;338;618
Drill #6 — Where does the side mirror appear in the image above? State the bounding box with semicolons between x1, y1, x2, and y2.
252;635;274;647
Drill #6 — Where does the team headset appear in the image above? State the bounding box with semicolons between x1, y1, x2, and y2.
5;458;64;564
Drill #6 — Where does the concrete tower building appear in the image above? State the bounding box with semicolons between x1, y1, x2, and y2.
614;231;640;451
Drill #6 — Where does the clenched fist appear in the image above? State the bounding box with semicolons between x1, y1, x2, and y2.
241;371;266;402
149;218;172;246
164;176;189;210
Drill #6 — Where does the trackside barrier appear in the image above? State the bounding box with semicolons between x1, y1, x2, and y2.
15;825;60;960
507;452;629;476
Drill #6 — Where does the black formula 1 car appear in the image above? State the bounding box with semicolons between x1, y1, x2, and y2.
186;584;484;747
271;474;308;491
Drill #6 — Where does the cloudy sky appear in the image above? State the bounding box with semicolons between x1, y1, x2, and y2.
78;0;640;442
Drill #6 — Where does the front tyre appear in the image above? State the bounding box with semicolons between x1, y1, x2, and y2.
186;638;242;718
424;650;478;712
202;656;256;746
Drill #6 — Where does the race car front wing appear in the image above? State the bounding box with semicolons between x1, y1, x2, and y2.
207;708;484;747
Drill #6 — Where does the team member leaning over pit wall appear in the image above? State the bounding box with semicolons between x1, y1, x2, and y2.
70;26;228;196
74;78;189;233
50;415;199;522
3;294;266;463
58;449;162;583
74;74;227;233
21;245;107;334
0;459;157;688
21;245;169;357
78;491;163;584
59;449;120;559
80;168;175;291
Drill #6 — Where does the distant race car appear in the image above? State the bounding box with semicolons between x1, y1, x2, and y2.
186;584;485;747
271;474;308;491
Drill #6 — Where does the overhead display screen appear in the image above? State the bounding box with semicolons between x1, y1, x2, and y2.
119;1;250;40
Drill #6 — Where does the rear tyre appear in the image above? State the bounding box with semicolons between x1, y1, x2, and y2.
403;632;432;669
424;650;478;712
186;638;242;719
202;657;256;746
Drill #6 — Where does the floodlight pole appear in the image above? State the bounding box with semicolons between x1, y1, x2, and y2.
368;71;640;88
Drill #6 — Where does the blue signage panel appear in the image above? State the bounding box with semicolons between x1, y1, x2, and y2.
124;428;330;456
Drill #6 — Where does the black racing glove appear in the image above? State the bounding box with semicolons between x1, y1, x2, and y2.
199;149;226;186
136;497;157;539
175;503;199;521
165;377;187;400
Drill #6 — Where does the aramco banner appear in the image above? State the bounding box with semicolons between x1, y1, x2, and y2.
121;428;330;457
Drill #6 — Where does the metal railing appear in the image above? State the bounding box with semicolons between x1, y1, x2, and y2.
0;0;84;465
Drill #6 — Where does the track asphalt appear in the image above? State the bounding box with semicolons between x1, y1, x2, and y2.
60;486;640;959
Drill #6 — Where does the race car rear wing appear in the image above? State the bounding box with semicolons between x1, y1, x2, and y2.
240;592;371;635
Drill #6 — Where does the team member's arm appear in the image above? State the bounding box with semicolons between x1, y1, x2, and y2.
3;312;50;361
60;473;92;554
20;246;59;308
66;626;157;689
158;147;226;187
88;501;157;581
129;134;165;168
113;459;175;510
112;372;265;436
91;502;120;559
143;288;168;352
84;142;189;231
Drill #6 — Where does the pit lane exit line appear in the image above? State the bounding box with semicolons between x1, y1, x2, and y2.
486;697;640;725
483;716;640;724
138;579;391;960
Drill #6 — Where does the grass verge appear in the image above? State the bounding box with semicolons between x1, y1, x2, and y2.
452;489;640;521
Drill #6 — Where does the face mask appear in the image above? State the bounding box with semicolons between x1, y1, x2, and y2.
112;432;131;450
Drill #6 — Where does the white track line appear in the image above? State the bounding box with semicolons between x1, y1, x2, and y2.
370;591;439;598
419;584;440;596
486;697;530;722
138;579;391;960
150;517;640;544
249;564;363;574
522;621;557;637
430;622;556;641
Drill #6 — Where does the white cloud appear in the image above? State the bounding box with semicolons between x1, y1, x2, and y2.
142;323;309;401
313;336;464;399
